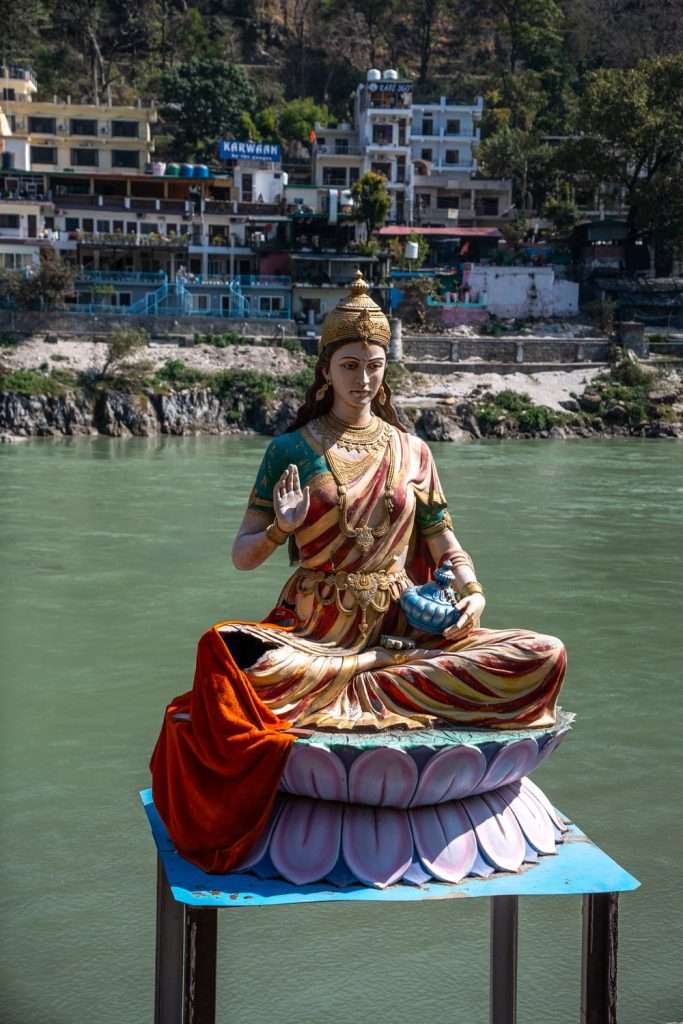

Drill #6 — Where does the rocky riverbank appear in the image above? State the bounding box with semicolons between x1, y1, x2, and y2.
1;337;681;442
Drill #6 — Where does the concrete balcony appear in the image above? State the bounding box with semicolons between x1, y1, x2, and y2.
316;145;362;156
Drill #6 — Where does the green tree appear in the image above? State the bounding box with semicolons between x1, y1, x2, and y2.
4;252;76;310
563;55;683;274
476;124;554;210
160;58;256;160
351;172;392;238
278;98;328;147
100;327;148;379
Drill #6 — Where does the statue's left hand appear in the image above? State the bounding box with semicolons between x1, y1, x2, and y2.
443;593;486;640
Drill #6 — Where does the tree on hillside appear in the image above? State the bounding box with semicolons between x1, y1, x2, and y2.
475;124;555;211
278;98;329;146
562;54;683;275
351;172;391;239
160;58;256;160
2;252;76;311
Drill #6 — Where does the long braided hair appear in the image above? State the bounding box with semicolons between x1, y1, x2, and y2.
286;337;406;434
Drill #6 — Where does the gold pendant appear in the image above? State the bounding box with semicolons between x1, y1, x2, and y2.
355;525;375;552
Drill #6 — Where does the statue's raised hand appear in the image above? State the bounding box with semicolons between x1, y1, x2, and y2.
274;464;310;534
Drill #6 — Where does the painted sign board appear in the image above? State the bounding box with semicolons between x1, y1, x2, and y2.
218;140;281;162
366;81;412;94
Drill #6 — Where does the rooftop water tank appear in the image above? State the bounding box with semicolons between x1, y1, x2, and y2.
383;69;399;80
367;69;381;82
165;163;180;177
152;161;166;176
193;164;209;178
405;240;419;261
180;163;194;177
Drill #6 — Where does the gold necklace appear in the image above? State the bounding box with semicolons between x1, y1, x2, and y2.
319;412;388;453
322;421;397;554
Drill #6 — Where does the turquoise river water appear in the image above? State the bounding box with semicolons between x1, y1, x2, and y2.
1;436;682;1024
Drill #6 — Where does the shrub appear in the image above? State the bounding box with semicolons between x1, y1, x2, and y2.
0;367;71;396
197;331;244;348
0;331;18;348
156;359;206;389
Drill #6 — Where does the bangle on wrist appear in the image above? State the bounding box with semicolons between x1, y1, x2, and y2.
265;521;291;546
459;580;484;598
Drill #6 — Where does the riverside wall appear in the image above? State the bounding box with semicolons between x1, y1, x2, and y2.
403;335;611;365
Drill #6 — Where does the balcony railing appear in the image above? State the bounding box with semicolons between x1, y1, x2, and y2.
316;145;362;156
2;65;37;87
57;196;189;214
74;231;190;247
77;270;167;285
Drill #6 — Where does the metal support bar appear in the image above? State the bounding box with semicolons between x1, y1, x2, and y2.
155;854;218;1024
581;892;619;1024
490;895;518;1024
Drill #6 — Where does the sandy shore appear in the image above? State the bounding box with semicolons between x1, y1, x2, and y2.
3;337;603;410
402;368;603;411
1;338;308;376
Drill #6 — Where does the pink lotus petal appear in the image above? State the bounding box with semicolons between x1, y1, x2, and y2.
520;777;568;833
281;744;349;802
348;748;418;808
410;745;487;806
463;792;526;872
498;783;556;855
473;738;540;794
269;798;342;885
233;799;284;870
533;729;569;769
410;803;477;883
342;805;414;887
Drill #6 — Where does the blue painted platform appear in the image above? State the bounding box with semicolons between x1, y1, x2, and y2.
140;789;639;908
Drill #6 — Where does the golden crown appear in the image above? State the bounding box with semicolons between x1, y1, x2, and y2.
319;271;391;352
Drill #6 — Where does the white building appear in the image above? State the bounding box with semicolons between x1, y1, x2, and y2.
313;70;512;229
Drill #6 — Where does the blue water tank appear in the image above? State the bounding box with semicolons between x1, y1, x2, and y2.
180;163;194;177
193;164;209;179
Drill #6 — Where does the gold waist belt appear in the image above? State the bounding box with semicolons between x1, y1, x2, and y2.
297;568;410;637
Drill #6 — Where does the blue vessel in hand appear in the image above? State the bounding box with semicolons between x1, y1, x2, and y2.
400;560;462;634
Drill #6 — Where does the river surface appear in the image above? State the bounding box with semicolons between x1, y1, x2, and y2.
1;436;681;1024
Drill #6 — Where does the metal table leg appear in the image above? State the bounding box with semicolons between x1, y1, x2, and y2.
581;892;618;1024
155;854;218;1024
490;894;518;1024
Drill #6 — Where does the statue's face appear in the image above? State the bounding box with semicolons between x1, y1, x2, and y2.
325;341;387;410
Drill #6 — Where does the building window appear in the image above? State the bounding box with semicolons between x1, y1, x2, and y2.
417;192;431;209
140;223;159;235
82;218;94;232
96;220;111;233
70;118;97;136
370;162;391;179
126;222;137;234
30;145;57;164
259;295;283;314
421;118;433;136
113;220;124;233
478;197;499;216
322;167;347;186
78;292;93;304
242;173;253;202
196;294;210;311
334;139;349;154
446;119;460;135
209;225;227;244
118;292;132;306
65;217;79;232
445;150;460;165
71;148;99;167
166;223;177;236
111;121;139;138
0;214;20;229
111;150;139;169
436;194;459;209
28;115;56;133
2;88;16;100
420;148;433;162
372;124;393;145
349;167;359;184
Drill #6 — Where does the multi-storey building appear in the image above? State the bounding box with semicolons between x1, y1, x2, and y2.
313;69;512;229
0;65;157;175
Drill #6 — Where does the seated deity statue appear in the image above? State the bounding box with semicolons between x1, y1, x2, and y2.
150;273;567;879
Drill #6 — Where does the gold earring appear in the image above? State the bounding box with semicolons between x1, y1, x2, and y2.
315;381;329;402
378;385;387;405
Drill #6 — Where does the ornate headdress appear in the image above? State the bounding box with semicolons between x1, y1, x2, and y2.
319;271;391;353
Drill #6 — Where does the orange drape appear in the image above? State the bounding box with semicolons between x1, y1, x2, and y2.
150;624;295;874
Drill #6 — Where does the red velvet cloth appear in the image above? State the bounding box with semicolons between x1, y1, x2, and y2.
150;623;295;874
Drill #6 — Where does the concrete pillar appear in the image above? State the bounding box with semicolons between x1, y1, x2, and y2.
389;317;403;362
449;340;459;362
515;342;524;364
